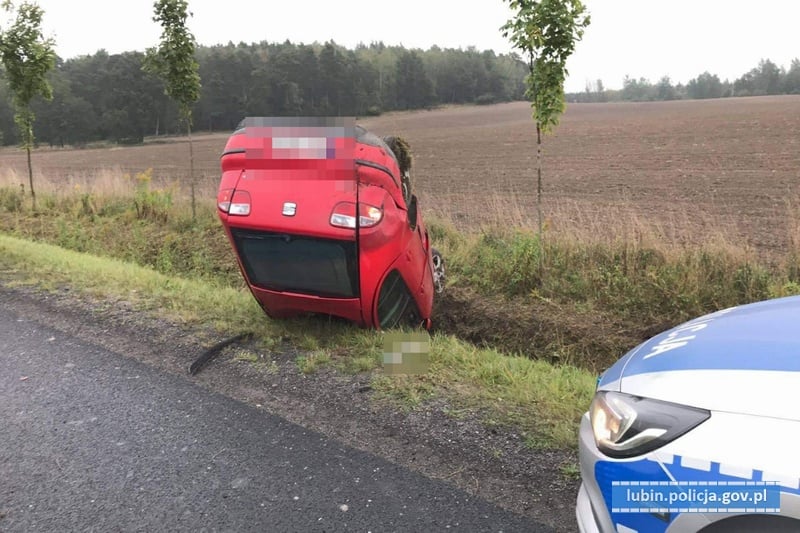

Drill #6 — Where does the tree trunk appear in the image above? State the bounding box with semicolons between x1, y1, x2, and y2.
26;144;36;212
188;120;196;221
536;122;543;282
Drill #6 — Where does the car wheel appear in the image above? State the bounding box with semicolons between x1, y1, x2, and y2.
401;172;412;207
431;248;445;294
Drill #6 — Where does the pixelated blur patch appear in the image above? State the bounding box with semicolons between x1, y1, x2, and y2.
382;332;431;375
241;116;356;161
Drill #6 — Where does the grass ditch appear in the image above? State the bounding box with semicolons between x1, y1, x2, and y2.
2;174;800;370
0;233;595;449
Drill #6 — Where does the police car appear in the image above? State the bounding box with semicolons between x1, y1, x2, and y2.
577;295;800;532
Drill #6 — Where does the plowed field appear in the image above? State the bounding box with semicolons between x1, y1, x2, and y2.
3;95;799;255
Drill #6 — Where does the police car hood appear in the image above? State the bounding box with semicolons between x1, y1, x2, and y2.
597;295;800;420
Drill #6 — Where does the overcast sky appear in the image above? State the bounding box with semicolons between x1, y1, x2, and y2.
24;0;800;93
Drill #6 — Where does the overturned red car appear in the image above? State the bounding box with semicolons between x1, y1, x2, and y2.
216;117;444;330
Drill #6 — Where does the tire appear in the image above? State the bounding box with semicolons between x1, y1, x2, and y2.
431;248;445;294
401;172;412;207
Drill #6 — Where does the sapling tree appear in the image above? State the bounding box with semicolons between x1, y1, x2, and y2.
144;0;201;220
502;0;590;274
0;0;56;210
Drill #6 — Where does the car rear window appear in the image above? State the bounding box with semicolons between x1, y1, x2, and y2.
231;229;359;298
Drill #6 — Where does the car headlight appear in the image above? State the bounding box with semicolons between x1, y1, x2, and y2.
590;391;710;458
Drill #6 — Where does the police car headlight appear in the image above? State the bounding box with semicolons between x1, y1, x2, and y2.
590;391;710;458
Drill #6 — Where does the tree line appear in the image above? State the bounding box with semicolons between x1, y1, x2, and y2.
3;36;796;146
569;58;800;103
0;40;528;146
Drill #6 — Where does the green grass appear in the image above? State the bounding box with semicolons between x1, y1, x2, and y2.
0;232;595;449
232;349;260;363
296;349;333;374
338;354;380;374
559;460;581;480
429;217;800;324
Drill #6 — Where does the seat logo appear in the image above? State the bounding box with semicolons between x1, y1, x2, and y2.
282;202;297;216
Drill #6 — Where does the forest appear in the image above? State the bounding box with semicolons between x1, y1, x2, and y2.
0;35;798;147
569;58;800;103
0;40;528;146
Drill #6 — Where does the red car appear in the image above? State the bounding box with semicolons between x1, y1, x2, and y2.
216;117;444;330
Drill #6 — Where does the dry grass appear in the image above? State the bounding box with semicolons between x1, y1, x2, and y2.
420;183;772;267
0;165;217;210
4;161;777;274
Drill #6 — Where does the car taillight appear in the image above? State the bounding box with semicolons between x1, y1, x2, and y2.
330;202;383;229
218;189;251;216
230;191;251;216
217;189;233;213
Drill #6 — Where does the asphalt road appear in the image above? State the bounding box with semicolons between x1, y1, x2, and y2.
0;304;554;532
